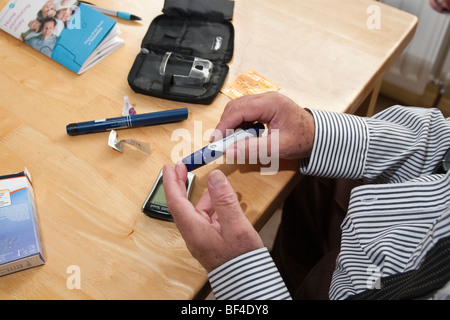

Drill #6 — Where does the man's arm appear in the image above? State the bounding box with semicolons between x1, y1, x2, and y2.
301;106;450;183
163;163;292;300
163;92;450;300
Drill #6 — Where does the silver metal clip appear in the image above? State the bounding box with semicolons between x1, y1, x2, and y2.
159;52;213;86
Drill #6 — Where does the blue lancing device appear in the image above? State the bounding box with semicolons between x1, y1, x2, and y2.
182;122;265;171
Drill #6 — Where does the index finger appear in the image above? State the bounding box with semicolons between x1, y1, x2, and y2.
162;164;197;224
212;92;280;141
163;164;217;244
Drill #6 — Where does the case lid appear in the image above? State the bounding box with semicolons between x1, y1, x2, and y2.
140;0;234;63
128;0;234;104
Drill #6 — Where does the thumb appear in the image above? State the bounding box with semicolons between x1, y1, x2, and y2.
207;170;243;225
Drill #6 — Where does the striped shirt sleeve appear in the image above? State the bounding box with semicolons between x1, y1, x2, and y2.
299;108;368;179
207;247;291;300
364;105;450;183
300;106;450;183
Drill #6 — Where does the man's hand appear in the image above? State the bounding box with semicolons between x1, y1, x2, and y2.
163;92;314;271
163;162;264;272
211;92;315;161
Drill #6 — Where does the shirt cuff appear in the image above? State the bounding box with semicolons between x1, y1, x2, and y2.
207;247;292;300
299;109;368;180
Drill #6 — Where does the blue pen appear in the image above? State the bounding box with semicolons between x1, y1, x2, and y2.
66;108;188;135
80;2;142;21
182;122;265;171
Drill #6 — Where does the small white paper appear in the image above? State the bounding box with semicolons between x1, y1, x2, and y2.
108;130;150;154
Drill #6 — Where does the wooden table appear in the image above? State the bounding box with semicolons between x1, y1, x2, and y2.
0;0;417;299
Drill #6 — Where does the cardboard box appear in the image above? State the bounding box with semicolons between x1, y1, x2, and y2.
0;169;44;277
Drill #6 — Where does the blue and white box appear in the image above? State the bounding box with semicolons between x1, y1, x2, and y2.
0;169;44;277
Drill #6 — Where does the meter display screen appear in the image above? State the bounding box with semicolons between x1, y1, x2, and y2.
148;178;167;207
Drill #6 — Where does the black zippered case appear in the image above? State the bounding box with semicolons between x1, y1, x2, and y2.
127;0;234;104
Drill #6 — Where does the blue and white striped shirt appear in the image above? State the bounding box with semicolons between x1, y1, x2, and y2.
208;106;450;300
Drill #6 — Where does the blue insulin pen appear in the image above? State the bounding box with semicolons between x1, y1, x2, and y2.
182;122;265;171
66;108;188;135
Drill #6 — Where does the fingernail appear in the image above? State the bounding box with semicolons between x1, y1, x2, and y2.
209;170;227;188
209;129;222;143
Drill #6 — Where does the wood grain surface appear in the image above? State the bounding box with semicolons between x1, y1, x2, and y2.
0;0;417;299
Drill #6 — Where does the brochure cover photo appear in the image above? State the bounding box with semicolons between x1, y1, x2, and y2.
0;0;124;74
